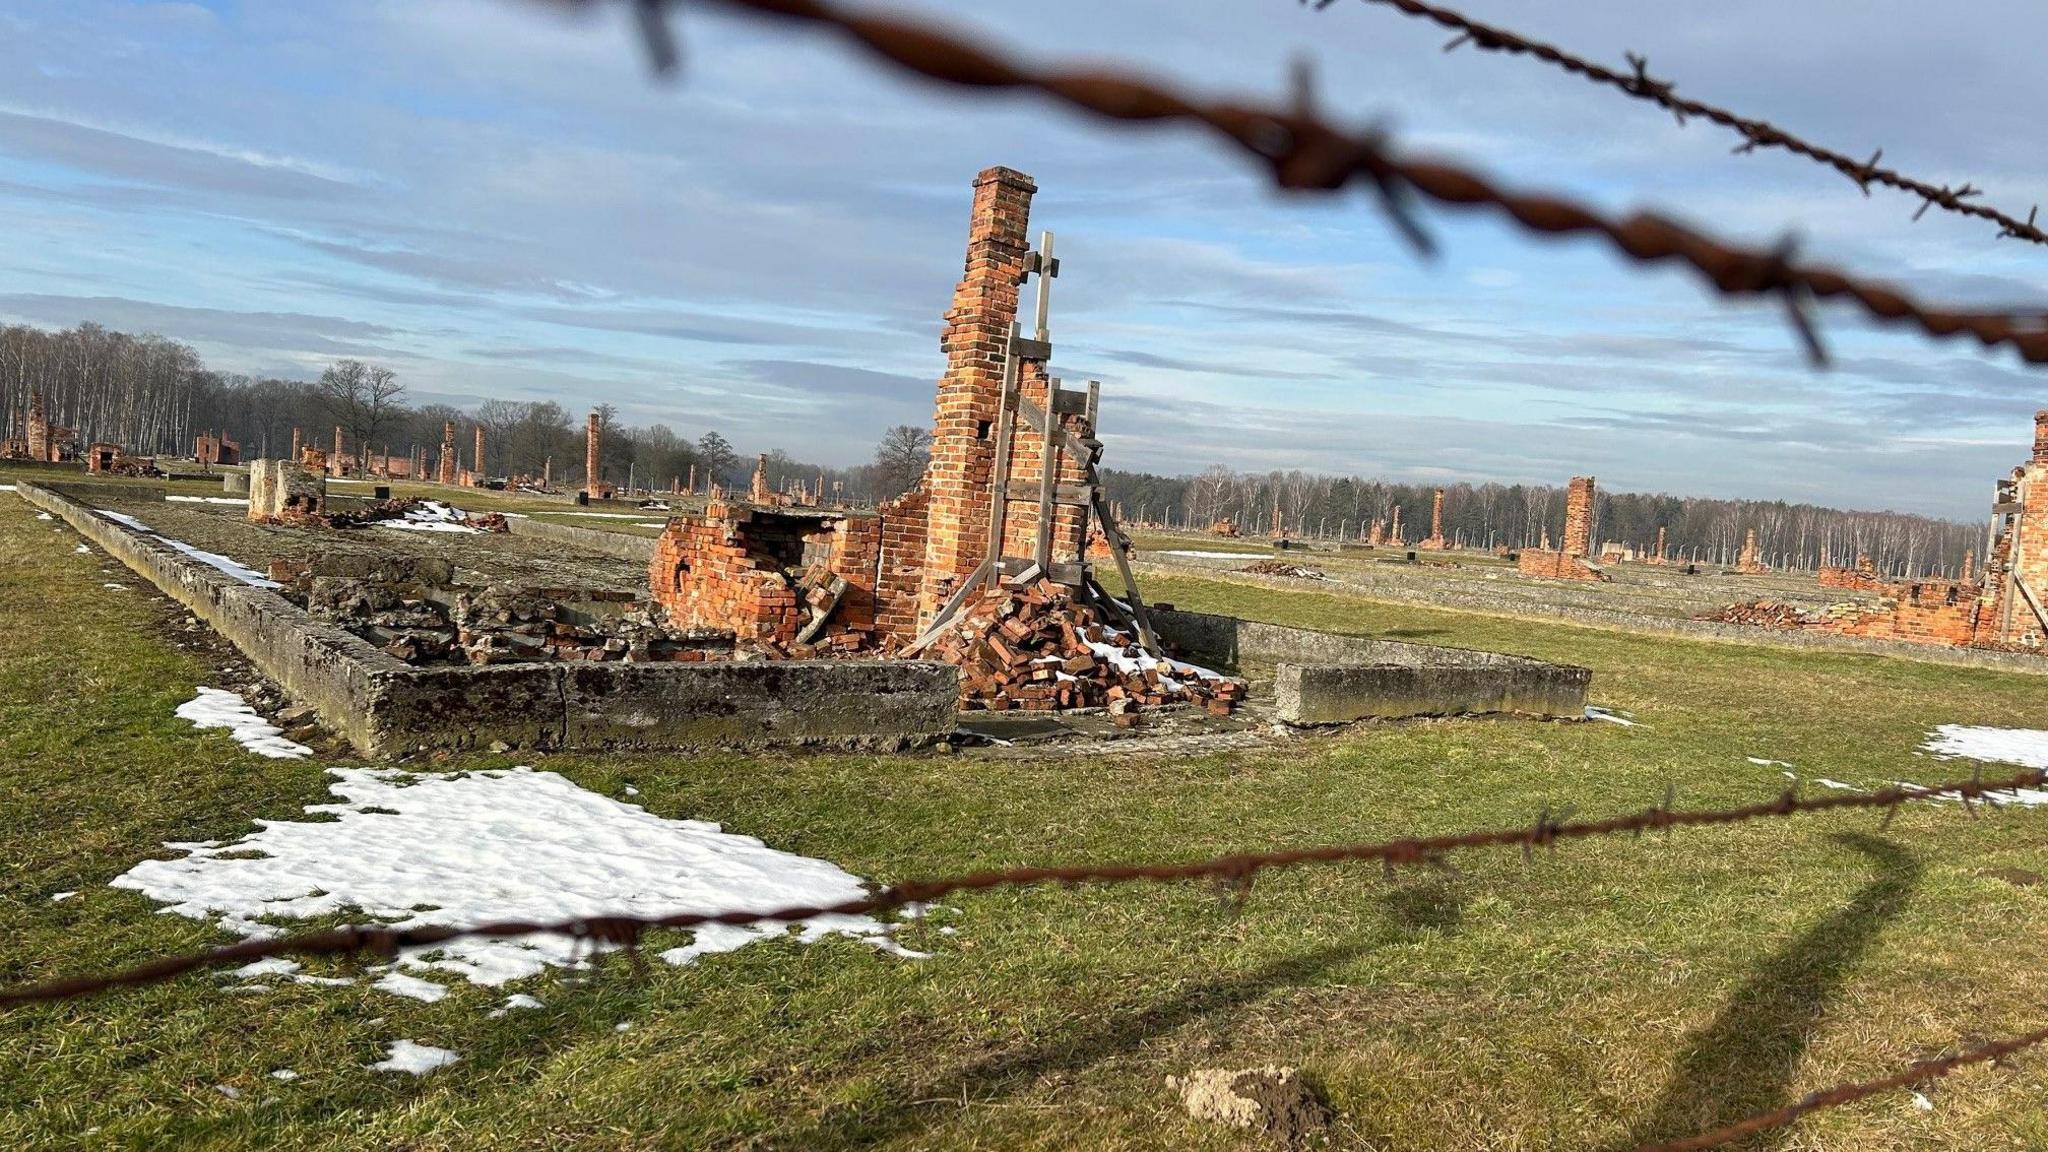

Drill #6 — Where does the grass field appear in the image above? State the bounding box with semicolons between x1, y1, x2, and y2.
6;487;2048;1150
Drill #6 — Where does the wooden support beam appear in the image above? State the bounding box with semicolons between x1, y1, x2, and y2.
1004;481;1096;506
1033;377;1060;568
1091;492;1159;655
902;558;992;655
981;325;1024;591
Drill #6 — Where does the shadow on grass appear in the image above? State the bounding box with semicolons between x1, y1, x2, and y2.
1614;833;1921;1148
1379;628;1449;640
785;936;1382;1150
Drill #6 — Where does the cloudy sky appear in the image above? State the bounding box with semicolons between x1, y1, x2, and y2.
1;0;2044;518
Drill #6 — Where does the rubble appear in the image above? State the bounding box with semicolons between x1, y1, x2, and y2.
1242;559;1327;580
1700;600;1811;628
923;579;1244;719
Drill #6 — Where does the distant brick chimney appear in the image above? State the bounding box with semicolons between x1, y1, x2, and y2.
439;422;457;485
1563;476;1595;558
2035;410;2048;464
584;412;602;498
474;426;486;480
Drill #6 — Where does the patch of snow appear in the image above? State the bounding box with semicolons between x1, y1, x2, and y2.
0;482;15;491
1911;725;2048;806
215;1084;241;1100
1816;778;1856;791
1746;757;1792;767
1584;706;1639;727
367;1040;459;1075
93;509;277;586
233;958;301;980
634;521;667;528
111;765;922;995
175;688;312;759
377;500;481;534
1084;632;1227;694
540;511;647;520
36;511;52;520
103;582;129;591
1159;550;1263;559
166;496;249;505
74;544;90;554
622;785;639;796
95;509;149;531
50;891;76;902
487;993;543;1017
1911;1091;1933;1111
269;1069;299;1082
613;1022;632;1033
373;970;450;1003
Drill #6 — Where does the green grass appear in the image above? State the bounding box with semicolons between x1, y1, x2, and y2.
6;492;2048;1150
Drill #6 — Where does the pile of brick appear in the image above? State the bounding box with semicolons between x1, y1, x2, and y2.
1699;600;1810;629
1242;559;1327;580
923;579;1244;721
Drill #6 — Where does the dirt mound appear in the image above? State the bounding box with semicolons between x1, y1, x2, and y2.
1168;1065;1331;1145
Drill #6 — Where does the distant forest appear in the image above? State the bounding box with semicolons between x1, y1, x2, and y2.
1;319;1984;576
1101;466;1985;577
0;321;886;501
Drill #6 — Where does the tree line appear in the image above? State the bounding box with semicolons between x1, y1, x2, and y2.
1102;466;1986;578
0;321;919;502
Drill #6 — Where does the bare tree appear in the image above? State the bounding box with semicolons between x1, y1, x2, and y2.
315;359;405;472
872;423;932;498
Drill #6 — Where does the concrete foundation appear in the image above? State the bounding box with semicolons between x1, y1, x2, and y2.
503;515;658;561
1149;607;1588;725
20;482;956;756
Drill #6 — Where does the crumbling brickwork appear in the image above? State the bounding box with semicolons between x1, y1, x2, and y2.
472;426;486;486
195;431;240;466
648;501;879;653
26;389;50;462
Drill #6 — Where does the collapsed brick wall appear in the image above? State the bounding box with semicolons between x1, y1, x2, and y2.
1809;584;1984;646
1818;554;1884;591
648;502;881;652
1517;548;1604;581
195;431;240;466
874;486;929;641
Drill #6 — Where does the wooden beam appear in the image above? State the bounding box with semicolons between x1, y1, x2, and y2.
981;324;1024;591
1004;481;1095;506
1033;378;1060;568
1092;492;1159;655
901;558;992;655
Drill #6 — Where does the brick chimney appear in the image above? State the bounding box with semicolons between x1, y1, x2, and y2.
439;421;457;485
290;427;301;461
2034;410;2048;464
1563;476;1595;558
584;411;602;498
333;426;345;477
25;390;48;462
750;453;769;502
474;426;485;480
920;166;1038;621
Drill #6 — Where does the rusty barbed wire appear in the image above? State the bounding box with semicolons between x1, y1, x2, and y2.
1331;0;2048;249
533;0;2048;370
1633;1021;2048;1151
4;767;2039;1007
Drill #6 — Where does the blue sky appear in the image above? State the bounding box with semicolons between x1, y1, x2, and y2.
1;0;2044;518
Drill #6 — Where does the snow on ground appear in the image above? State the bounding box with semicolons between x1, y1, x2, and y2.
175;688;312;759
111;765;924;1000
488;993;543;1018
269;1069;299;1081
1085;631;1228;693
50;891;75;902
36;511;51;520
167;496;249;505
1584;706;1639;727
1158;549;1264;560
376;500;481;534
73;544;89;554
0;483;15;491
93;509;279;587
1912;725;2048;806
367;1040;460;1075
1746;756;1792;767
375;970;451;1002
541;511;649;520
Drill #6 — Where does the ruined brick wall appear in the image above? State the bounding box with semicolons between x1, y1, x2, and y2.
649;502;882;650
1814;584;1984;647
1819;554;1885;592
1562;476;1594;558
875;486;930;642
920;166;1036;627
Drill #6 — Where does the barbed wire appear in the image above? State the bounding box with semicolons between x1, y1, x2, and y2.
4;767;2039;1007
1331;0;2048;249
1635;1021;2048;1151
537;0;2048;370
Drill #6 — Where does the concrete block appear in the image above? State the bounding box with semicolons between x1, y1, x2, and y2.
248;459;325;519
